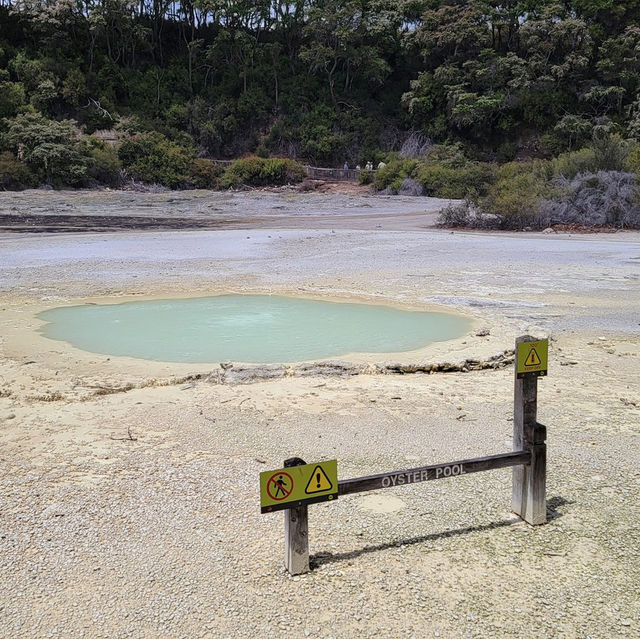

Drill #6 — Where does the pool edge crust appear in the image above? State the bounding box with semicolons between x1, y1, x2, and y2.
209;351;515;384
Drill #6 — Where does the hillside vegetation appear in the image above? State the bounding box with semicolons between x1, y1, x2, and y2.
1;0;640;226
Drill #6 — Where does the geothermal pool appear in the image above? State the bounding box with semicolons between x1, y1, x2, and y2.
38;295;471;364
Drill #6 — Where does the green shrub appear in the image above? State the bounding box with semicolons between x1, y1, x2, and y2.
372;159;417;191
0;152;36;189
553;135;636;179
415;162;496;199
358;169;373;185
552;148;599;179
424;143;469;168
590;133;635;172
189;158;224;189
118;131;195;188
87;141;121;186
255;142;269;158
219;157;305;188
497;159;553;182
626;144;640;175
371;147;495;198
478;161;552;229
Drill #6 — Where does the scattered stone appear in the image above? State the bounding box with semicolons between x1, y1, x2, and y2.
41;503;66;518
475;328;490;337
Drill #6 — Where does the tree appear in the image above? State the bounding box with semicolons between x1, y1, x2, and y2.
2;112;88;186
300;0;390;108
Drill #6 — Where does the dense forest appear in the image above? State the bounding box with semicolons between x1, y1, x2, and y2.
1;0;640;226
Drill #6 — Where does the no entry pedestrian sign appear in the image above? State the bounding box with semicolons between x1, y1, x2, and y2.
260;460;338;513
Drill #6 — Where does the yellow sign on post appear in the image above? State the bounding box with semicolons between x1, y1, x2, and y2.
516;339;549;378
260;460;338;513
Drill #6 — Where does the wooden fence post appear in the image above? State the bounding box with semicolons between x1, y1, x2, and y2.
512;336;547;525
283;457;309;575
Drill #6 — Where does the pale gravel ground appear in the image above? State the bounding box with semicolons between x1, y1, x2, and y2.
0;190;639;639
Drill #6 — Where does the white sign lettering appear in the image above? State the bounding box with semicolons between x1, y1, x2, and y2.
380;464;466;489
435;464;466;479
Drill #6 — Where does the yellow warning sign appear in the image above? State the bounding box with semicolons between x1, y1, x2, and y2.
524;348;542;367
305;465;334;494
260;460;338;513
517;339;548;378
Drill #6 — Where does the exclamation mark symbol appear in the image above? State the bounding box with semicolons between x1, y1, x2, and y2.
316;472;321;489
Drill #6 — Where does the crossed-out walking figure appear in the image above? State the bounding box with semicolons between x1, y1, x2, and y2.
274;474;288;497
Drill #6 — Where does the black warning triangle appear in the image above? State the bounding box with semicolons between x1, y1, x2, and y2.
305;465;333;494
525;347;542;367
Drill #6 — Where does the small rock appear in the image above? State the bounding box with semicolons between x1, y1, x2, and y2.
542;227;555;234
4;413;16;420
475;328;490;337
42;503;66;518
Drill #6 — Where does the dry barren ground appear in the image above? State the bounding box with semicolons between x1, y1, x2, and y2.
0;189;639;639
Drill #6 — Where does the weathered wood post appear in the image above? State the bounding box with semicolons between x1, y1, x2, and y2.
512;335;547;525
283;457;309;575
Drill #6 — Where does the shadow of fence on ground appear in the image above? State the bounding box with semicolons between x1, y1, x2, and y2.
310;494;572;569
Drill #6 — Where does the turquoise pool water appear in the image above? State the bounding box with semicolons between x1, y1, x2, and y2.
38;295;470;364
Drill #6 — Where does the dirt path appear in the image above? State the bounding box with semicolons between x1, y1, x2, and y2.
0;187;448;233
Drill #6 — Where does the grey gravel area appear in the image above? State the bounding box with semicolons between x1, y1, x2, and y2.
1;368;639;639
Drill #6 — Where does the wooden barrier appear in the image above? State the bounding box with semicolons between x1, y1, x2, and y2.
270;335;547;575
303;166;362;181
208;161;366;182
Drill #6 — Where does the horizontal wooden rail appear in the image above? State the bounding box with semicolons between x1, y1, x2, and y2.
338;451;531;496
303;166;363;181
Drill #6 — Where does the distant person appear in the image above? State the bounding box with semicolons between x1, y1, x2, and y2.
355;164;361;171
365;161;373;171
343;162;349;170
378;161;386;169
